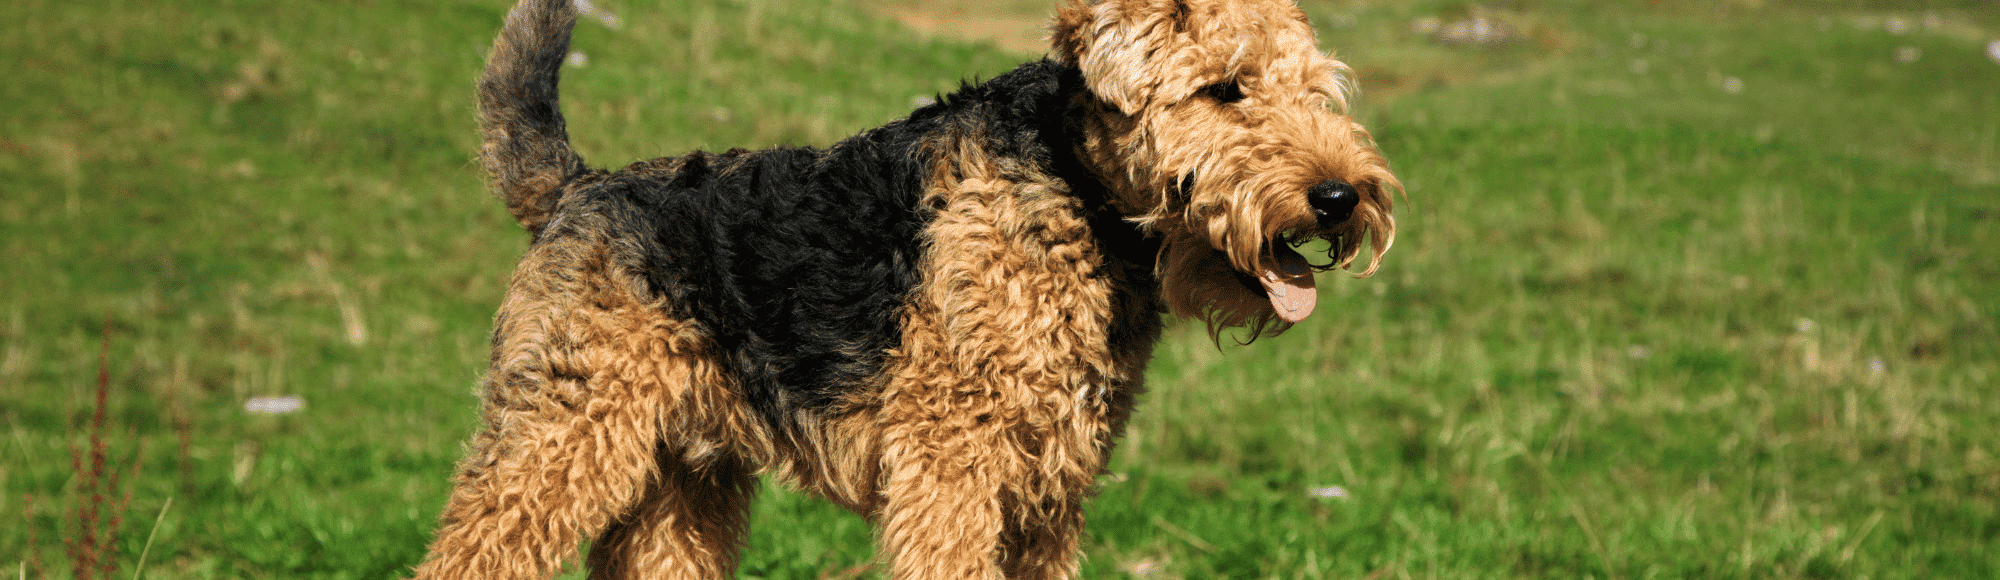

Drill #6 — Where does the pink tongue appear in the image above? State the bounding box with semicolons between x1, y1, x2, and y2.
1258;248;1318;323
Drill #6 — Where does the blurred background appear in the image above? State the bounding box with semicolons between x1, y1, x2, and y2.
2;0;1995;577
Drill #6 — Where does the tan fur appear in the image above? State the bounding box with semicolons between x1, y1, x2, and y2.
1056;0;1399;337
417;0;1396;577
412;221;769;579
866;132;1145;579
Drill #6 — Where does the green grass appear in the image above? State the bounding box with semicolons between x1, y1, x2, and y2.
4;0;1996;578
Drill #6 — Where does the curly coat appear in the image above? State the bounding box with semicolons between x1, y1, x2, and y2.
413;0;1397;578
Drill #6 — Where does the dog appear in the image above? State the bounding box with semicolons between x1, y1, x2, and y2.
413;0;1398;577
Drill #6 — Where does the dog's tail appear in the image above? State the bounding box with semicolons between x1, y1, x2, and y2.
478;0;589;234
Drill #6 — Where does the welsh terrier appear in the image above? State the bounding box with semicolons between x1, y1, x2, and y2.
414;0;1399;577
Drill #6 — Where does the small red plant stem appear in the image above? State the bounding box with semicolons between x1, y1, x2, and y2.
25;493;48;579
174;397;193;490
64;441;84;578
100;431;144;580
74;315;116;580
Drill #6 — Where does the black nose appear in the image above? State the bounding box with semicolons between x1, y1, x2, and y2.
1307;180;1360;227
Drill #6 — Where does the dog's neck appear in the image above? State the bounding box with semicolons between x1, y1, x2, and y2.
1015;62;1161;271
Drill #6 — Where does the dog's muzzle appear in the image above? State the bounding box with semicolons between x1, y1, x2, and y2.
1307;179;1360;228
1252;179;1361;324
1253;179;1348;325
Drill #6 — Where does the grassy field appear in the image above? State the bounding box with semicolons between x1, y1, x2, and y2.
4;0;1997;578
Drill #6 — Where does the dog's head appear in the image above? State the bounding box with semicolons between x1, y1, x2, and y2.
1051;0;1399;339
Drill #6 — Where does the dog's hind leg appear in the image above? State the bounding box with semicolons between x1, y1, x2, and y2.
413;243;718;580
584;449;758;579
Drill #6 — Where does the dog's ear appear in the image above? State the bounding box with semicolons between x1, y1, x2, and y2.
1048;0;1096;65
1050;0;1195;115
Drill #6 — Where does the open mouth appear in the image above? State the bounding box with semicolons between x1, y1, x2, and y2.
1252;177;1368;324
1251;237;1318;323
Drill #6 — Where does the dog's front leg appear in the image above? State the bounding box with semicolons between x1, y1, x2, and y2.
877;409;1018;580
873;387;1099;580
868;163;1131;578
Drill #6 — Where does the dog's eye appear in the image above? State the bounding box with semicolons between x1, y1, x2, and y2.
1198;81;1245;104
